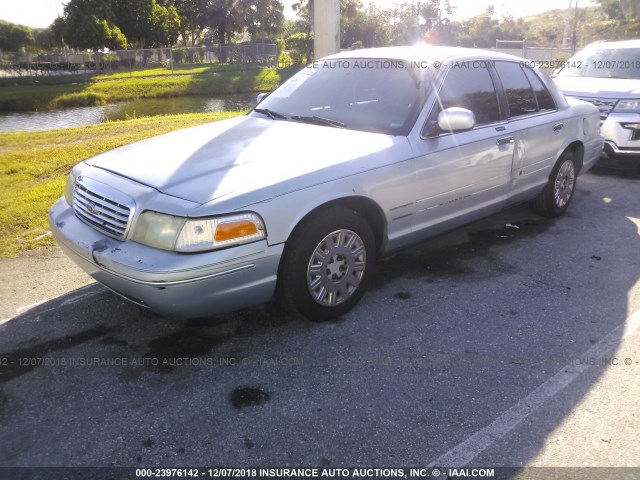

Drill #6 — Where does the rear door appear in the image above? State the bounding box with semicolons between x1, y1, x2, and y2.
490;61;566;190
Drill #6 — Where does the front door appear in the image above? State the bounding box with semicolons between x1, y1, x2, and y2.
411;62;515;233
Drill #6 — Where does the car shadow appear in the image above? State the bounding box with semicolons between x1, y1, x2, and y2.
0;170;638;469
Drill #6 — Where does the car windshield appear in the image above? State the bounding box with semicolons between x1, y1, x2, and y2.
251;58;429;135
556;47;640;79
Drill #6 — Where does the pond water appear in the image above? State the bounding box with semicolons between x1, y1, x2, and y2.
0;93;257;132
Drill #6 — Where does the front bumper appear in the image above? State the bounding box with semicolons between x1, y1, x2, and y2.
49;197;283;318
601;112;640;160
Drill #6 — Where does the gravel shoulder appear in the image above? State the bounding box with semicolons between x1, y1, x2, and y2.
0;247;94;322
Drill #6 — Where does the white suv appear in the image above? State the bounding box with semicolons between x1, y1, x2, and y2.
554;40;640;171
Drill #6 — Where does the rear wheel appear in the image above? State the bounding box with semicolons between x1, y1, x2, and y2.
277;207;376;321
531;150;577;217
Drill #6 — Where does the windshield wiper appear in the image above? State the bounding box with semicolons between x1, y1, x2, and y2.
290;115;346;129
254;108;287;120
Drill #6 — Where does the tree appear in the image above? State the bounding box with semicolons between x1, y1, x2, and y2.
174;0;208;46
596;0;640;38
207;0;242;45
0;20;65;52
597;0;638;19
420;0;454;30
291;0;312;35
495;16;525;43
292;0;360;35
388;2;423;45
520;7;592;47
49;17;67;48
111;0;154;48
33;25;66;51
92;18;127;50
149;3;181;47
65;16;127;50
285;31;313;65
420;0;455;44
342;5;391;49
237;0;284;42
341;0;361;22
111;0;179;48
283;18;307;38
60;0;127;50
466;16;500;48
59;0;121;50
0;20;33;51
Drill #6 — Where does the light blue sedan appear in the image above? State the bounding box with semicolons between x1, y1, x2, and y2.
49;46;604;321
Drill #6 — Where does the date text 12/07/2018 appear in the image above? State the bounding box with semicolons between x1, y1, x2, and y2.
134;467;497;479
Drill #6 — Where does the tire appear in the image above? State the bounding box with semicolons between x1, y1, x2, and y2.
531;149;577;218
277;206;376;322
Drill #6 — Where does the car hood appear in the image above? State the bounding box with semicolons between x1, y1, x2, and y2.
554;76;640;98
86;116;402;206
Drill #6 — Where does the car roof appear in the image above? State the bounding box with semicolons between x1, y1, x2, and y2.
583;39;640;50
320;45;526;63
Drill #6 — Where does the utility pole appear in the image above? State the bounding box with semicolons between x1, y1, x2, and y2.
313;0;340;60
571;0;579;55
561;0;572;48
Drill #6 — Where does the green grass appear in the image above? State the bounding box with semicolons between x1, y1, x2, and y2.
0;63;271;86
0;111;241;257
0;83;85;111
0;73;89;87
93;63;262;80
0;66;298;112
84;67;283;101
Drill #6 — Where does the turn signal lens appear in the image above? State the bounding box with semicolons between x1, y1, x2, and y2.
215;220;259;242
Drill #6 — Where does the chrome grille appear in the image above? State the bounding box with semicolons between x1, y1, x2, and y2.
72;176;134;239
572;96;618;122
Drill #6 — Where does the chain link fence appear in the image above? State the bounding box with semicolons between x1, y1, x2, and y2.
1;40;575;79
0;43;278;78
494;39;573;63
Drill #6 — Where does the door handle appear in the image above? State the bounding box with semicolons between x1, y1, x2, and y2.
553;123;564;132
496;136;514;146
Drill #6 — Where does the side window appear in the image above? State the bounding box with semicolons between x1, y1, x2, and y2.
423;64;500;135
522;67;556;111
494;61;538;117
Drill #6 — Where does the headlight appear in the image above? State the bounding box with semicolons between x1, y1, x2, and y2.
131;211;266;252
613;99;640;113
131;211;186;251
64;172;76;206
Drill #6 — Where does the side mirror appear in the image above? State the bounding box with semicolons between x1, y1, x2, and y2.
256;93;269;105
437;107;476;132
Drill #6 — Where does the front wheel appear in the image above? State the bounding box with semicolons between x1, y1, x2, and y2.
277;207;376;322
531;150;577;217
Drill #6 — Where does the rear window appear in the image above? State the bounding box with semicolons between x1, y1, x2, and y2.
522;67;556;111
494;62;538;118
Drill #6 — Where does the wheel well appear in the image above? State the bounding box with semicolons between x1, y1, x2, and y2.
291;197;387;253
566;141;584;173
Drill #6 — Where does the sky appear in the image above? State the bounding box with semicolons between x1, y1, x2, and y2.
0;0;588;30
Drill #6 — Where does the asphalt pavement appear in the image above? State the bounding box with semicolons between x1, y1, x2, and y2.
0;168;638;478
